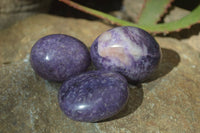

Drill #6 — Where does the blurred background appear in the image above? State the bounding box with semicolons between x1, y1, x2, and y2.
0;0;199;30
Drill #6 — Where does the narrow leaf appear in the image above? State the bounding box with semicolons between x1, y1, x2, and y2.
138;5;200;33
138;0;174;25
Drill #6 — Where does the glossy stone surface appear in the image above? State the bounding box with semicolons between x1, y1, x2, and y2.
58;70;129;122
1;14;200;133
30;34;90;82
90;26;161;83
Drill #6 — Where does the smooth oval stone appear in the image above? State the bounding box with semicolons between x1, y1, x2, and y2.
58;70;129;122
90;26;161;83
30;34;91;82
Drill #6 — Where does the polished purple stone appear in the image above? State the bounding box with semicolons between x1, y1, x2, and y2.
90;26;161;83
30;34;90;82
58;70;129;122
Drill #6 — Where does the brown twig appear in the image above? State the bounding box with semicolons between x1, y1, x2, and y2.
59;0;121;25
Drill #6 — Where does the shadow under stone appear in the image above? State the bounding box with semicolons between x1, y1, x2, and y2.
145;48;181;83
98;48;180;122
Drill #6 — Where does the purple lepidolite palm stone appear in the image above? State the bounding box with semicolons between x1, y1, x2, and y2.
90;26;161;83
30;34;90;82
58;70;129;122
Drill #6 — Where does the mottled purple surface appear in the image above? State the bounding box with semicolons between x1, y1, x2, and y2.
58;70;129;122
30;34;90;82
90;26;161;83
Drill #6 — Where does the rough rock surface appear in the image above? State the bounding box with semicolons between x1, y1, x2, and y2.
0;0;52;29
0;14;200;133
164;7;190;23
123;0;145;22
163;7;200;53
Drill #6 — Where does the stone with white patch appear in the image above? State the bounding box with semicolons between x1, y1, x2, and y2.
90;26;161;83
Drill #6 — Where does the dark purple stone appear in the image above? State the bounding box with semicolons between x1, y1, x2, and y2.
58;70;129;122
90;26;161;83
30;34;90;82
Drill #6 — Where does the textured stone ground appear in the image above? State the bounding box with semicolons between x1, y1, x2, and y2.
0;14;200;133
0;0;52;30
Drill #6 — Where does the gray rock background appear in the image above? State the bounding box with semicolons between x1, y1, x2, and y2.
0;0;53;29
0;0;200;133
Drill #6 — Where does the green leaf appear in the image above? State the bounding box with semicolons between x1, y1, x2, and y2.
138;5;200;33
138;0;174;25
